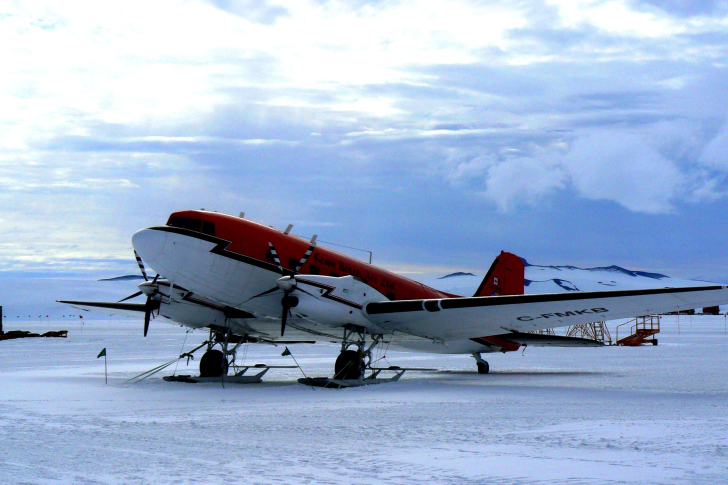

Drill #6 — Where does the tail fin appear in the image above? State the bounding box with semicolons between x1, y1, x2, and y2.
473;251;525;297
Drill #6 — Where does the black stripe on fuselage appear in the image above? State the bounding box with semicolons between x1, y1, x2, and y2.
365;285;725;315
150;225;284;274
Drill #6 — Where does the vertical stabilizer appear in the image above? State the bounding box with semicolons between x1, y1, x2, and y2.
473;251;525;297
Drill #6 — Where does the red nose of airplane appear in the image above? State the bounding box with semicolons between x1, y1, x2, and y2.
132;228;166;266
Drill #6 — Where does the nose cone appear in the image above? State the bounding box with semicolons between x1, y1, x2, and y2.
132;228;167;264
138;280;158;297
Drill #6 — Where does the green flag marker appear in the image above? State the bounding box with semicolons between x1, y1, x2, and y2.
281;347;291;356
97;348;106;358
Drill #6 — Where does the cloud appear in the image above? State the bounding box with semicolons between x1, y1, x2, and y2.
699;120;728;169
562;131;683;213
2;0;728;281
482;156;567;212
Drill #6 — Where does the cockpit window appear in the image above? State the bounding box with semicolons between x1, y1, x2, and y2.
168;216;215;236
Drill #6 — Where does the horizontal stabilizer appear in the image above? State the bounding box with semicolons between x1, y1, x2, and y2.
495;332;603;347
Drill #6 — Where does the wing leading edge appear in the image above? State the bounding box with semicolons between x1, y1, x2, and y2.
364;285;728;341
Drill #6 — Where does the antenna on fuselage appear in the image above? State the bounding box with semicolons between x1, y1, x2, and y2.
284;224;293;235
239;212;245;218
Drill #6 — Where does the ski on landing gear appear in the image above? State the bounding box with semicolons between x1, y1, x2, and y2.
165;326;295;385
298;324;434;388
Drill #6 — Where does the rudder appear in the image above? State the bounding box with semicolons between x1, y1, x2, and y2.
473;251;525;297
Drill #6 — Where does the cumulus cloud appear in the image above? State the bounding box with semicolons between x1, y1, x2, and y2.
699;120;728;169
562;131;683;213
482;156;567;212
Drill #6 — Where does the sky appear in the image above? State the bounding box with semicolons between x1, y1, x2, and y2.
2;0;728;283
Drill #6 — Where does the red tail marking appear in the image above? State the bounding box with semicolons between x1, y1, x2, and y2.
473;251;525;297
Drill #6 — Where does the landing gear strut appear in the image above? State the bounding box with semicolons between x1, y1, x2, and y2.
333;324;381;380
472;352;489;374
199;326;244;378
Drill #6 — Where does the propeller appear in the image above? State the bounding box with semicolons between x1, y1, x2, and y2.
142;274;161;337
258;236;318;336
118;251;162;337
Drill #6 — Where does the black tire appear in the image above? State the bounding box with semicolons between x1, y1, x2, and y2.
334;350;363;380
652;339;658;346
199;350;226;377
477;361;489;374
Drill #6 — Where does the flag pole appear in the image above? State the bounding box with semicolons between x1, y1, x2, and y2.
97;348;107;384
282;347;315;391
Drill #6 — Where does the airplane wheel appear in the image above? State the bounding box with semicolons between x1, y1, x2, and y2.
334;350;363;380
652;339;658;346
199;350;226;377
477;361;489;374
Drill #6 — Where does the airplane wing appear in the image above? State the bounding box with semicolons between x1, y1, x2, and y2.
57;300;148;319
364;285;728;341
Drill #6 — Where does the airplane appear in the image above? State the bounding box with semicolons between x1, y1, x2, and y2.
60;210;728;385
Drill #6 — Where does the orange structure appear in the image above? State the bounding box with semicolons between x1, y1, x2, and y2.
615;315;660;346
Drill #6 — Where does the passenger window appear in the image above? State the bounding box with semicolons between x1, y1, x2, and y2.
309;265;320;275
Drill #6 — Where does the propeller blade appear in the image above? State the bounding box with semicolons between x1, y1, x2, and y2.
143;297;160;337
293;238;317;273
280;306;288;336
280;294;299;337
118;290;143;303
134;250;148;281
267;242;285;275
249;286;281;300
143;308;151;337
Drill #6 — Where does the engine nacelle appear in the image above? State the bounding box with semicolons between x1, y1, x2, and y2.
288;275;390;333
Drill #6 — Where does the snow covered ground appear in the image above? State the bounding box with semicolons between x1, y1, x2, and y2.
2;315;728;484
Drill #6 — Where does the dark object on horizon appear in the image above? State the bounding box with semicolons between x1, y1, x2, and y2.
1;305;3;335
703;306;720;315
0;330;68;341
438;272;476;279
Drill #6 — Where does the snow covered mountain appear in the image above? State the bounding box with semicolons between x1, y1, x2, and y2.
422;258;715;297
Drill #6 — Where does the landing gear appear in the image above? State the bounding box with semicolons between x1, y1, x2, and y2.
299;325;434;388
334;349;364;380
333;324;372;380
199;349;226;377
472;352;489;374
198;326;242;379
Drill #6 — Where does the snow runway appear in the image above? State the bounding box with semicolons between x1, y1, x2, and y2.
2;316;728;484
